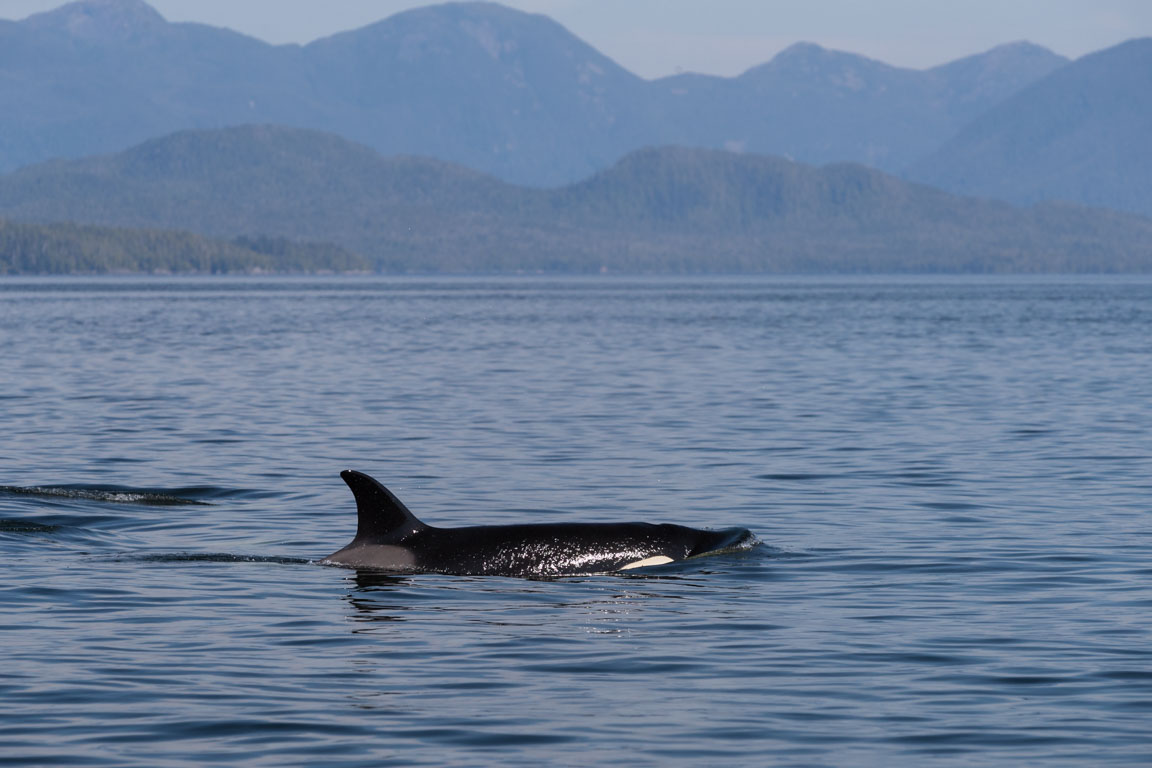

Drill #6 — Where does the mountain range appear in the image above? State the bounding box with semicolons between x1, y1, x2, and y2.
909;37;1152;217
0;0;1077;188
1;0;1149;267
3;125;1150;274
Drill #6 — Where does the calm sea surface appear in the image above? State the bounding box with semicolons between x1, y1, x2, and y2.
1;276;1150;767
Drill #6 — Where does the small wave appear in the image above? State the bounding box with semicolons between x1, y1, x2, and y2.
0;485;213;506
0;518;63;534
728;532;763;552
757;473;840;481
123;553;314;565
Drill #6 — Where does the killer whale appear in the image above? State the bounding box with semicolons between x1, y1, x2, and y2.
322;470;755;578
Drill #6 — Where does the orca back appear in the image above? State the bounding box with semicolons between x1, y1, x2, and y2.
327;471;757;576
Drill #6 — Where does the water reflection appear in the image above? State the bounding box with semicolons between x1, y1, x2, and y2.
344;569;411;622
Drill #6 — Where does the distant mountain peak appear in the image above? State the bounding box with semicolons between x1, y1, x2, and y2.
22;0;167;40
318;1;559;44
775;41;827;58
766;41;834;68
984;40;1055;56
770;41;892;66
314;0;618;73
745;41;893;77
739;40;895;91
932;40;1066;74
390;1;547;22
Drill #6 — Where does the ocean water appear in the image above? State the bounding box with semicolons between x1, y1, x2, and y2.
1;275;1150;767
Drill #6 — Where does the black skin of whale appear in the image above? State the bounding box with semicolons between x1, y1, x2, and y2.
322;470;755;578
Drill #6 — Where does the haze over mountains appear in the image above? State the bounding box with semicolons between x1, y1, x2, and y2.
0;0;1076;183
1;0;1150;272
910;38;1152;217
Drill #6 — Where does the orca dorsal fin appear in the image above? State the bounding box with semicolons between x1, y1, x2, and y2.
341;470;428;543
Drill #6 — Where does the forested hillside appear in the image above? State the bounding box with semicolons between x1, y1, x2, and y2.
3;127;1151;274
0;218;367;274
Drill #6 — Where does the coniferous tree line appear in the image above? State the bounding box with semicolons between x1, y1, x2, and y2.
0;218;367;275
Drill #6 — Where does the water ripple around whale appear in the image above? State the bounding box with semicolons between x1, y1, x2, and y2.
0;484;215;506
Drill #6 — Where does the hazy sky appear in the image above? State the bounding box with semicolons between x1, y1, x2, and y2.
4;0;1151;76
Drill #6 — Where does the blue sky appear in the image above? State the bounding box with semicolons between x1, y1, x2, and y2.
5;0;1151;76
